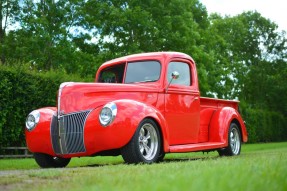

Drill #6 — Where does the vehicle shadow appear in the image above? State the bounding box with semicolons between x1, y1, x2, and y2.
77;155;220;168
163;155;220;163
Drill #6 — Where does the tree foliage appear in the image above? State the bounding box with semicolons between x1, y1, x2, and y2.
207;12;287;112
79;0;211;91
0;0;286;145
0;0;20;64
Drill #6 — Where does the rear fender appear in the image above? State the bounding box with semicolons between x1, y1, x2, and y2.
209;107;247;145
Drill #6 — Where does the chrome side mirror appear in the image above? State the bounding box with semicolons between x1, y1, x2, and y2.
166;71;179;93
171;71;179;80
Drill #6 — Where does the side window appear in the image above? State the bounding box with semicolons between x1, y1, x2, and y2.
98;64;125;83
167;61;191;86
100;71;117;83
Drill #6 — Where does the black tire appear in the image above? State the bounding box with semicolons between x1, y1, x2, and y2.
218;123;242;156
157;140;166;162
121;118;162;164
157;151;165;162
34;153;71;168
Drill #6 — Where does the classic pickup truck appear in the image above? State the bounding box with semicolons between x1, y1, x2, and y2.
25;52;247;168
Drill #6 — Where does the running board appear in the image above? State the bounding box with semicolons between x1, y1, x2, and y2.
169;142;226;153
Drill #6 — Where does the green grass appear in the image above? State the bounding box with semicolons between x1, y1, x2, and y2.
1;142;287;191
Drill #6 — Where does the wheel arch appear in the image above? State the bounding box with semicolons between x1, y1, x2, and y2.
143;116;167;154
231;118;244;142
111;99;170;151
209;107;248;145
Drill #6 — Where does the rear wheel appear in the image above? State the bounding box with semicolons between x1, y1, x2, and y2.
218;123;241;156
121;119;162;164
34;153;71;168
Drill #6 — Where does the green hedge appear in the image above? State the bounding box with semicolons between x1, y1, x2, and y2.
242;108;287;143
1;64;286;150
0;64;92;149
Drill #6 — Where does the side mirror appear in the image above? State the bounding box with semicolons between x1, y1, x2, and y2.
171;71;179;79
166;71;179;93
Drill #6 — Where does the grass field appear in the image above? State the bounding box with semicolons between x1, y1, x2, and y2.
1;142;287;191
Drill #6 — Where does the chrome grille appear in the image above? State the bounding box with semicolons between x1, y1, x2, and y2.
51;110;91;154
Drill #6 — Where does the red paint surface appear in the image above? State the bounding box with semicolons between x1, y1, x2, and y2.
26;52;248;157
25;107;56;156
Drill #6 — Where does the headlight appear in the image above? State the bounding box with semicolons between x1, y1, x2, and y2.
25;110;40;131
99;102;117;127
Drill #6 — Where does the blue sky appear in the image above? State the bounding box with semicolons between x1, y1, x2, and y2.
200;0;287;31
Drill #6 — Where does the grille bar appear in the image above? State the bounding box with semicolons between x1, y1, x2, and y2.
51;110;91;154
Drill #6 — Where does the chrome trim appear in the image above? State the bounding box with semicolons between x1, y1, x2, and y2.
57;82;74;119
99;102;117;127
51;110;91;155
25;110;41;131
50;114;60;154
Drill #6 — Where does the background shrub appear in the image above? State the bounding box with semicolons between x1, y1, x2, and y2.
0;64;92;149
0;63;286;152
242;107;287;143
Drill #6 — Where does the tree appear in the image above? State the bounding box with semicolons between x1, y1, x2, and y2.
80;0;211;92
0;0;105;77
204;11;287;102
18;0;73;70
0;0;19;64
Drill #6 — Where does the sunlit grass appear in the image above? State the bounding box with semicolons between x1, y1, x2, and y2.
1;142;287;191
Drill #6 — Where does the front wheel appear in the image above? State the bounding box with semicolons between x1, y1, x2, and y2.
218;123;242;156
34;153;71;168
121;118;162;164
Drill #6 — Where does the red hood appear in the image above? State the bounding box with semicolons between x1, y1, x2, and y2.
58;82;162;114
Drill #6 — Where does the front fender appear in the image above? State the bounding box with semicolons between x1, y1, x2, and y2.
209;107;248;145
84;99;169;155
25;107;56;155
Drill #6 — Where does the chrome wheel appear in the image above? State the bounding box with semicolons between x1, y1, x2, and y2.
138;123;159;160
230;127;240;155
218;123;242;156
121;119;162;164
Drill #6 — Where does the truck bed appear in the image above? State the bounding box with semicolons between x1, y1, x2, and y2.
200;97;239;110
198;97;239;143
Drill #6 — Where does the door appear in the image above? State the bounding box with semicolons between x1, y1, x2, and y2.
165;60;200;145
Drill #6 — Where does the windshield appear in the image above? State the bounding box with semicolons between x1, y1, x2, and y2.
125;61;161;83
98;61;161;84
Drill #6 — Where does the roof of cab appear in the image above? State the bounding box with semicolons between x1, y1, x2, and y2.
99;52;194;68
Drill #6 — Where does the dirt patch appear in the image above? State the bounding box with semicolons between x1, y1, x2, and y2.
0;168;78;191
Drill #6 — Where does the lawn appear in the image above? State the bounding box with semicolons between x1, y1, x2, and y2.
1;142;287;191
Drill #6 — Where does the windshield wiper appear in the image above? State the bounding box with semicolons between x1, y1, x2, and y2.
127;79;157;84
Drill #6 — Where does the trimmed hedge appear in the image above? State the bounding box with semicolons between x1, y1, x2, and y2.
0;64;286;150
242;108;287;143
0;64;92;149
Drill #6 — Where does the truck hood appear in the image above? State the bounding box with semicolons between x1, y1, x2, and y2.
58;82;162;114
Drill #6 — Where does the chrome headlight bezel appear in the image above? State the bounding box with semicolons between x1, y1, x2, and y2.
99;102;117;127
25;110;40;131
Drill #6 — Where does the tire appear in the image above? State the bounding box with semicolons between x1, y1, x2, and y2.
218;123;242;156
157;142;166;162
157;151;165;162
34;153;71;168
121;118;162;164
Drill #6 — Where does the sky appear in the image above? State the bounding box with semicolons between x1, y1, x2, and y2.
200;0;287;31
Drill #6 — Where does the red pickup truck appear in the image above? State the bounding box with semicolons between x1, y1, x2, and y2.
25;52;248;168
